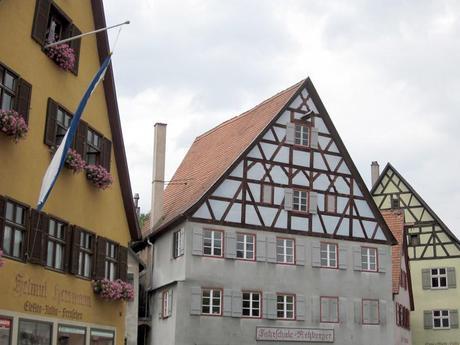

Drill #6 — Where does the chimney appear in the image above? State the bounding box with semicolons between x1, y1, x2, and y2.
150;123;167;233
371;161;380;187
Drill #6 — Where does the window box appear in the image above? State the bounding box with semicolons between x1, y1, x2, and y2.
0;110;28;142
65;149;85;173
85;164;113;190
92;279;134;301
45;43;76;72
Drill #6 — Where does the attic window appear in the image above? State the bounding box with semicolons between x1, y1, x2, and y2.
391;197;400;209
294;124;309;146
409;233;420;246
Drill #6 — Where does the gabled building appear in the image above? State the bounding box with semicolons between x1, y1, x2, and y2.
0;1;141;345
371;163;460;344
140;78;401;345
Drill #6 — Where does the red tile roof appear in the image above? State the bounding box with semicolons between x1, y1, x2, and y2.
144;79;305;235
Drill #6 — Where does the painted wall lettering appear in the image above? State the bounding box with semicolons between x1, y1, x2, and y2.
256;327;334;343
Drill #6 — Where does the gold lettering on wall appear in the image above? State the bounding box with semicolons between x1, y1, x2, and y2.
14;274;47;298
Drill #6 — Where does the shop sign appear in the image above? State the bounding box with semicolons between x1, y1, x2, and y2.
256;327;334;342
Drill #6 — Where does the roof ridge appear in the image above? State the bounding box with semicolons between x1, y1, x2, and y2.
195;79;305;142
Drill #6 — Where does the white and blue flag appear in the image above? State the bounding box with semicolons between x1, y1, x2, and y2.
37;54;112;211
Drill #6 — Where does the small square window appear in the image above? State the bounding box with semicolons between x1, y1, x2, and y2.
236;233;255;260
361;247;378;272
320;243;337;268
242;291;261;318
277;294;295;319
409;233;420;246
294;124;309;146
203;230;223;257
293;190;308;212
201;289;221;315
276;238;295;264
391;197;400;209
431;268;448;289
432;310;450;329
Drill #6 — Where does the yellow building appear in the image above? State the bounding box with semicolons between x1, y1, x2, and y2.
0;1;141;345
372;163;460;345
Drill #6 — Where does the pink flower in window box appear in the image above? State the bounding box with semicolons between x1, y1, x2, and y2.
0;109;28;142
85;164;113;189
45;43;76;72
0;250;5;267
65;149;86;173
92;279;134;301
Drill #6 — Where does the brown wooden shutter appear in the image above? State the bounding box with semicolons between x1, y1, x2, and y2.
0;196;5;250
69;25;82;75
63;224;72;272
70;226;81;275
118;246;128;282
100;138;112;171
14;79;32;124
74;120;88;157
44;98;58;147
31;0;51;46
94;237;108;280
27;210;48;265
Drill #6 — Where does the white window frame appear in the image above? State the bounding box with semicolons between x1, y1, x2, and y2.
277;294;295;320
293;190;308;212
294;124;309;146
362;299;380;325
162;289;172;318
320;242;338;268
432;310;450;329
431;268;448;289
361;247;378;272
320;296;339;323
242;291;261;318
276;238;295;264
201;288;222;316
173;228;184;258
236;233;255;260
202;230;223;257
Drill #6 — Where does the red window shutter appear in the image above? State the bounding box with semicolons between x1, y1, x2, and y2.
14;79;32;124
27;210;48;265
69;226;81;275
69;25;82;75
100;138;112;172
94;237;108;280
31;0;51;46
0;196;5;250
118;246;128;282
44;98;58;147
74;120;88;157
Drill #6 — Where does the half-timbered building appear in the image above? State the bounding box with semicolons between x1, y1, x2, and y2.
372;163;460;344
140;78;399;345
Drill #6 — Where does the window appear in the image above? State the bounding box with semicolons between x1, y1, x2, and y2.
320;297;339;323
90;329;114;345
409;233;420;246
396;303;410;330
294;124;309;146
361;247;378;272
86;128;102;165
104;241;118;281
0;66;17;110
0;317;12;345
276;238;295;264
320;242;337;268
203;230;223;257
201;289;221;315
55;107;72;146
2;200;27;259
391;197;400;209
293;190;308;212
77;231;94;278
277;294;295;319
325;193;337;213
261;184;273;204
242;291;261;318
400;270;408;290
362;299;379;325
236;233;255;260
58;325;85;345
433;310;450;329
18;319;52;345
162;289;172;318
431;268;448;289
173;229;184;258
46;218;67;270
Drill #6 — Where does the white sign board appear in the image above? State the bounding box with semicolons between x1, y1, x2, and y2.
256;327;334;343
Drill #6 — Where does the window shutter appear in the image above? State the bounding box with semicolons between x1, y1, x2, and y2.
296;294;306;321
284;188;293;211
0;197;6;250
63;225;72;272
379;300;386;325
31;0;51;46
14;78;32;123
44;98;58;147
179;229;185;256
354;299;361;324
100;138;112;172
264;293;277;319
94;237;107;280
311;296;320;323
118;246;128;282
69;25;82;75
352;246;361;271
378;247;386;273
223;289;232;316
450;309;459;329
311;241;321;267
447;267;456;288
285;123;295;144
70;226;81;275
309;192;318;214
266;236;276;263
256;235;266;262
74;120;88;157
421;269;431;290
339;297;347;324
224;231;236;259
27;210;47;265
338;245;347;270
190;287;201;315
320;297;329;322
231;290;242;318
423;310;432;329
310;127;319;149
192;228;203;256
168;290;173;316
296;239;305;266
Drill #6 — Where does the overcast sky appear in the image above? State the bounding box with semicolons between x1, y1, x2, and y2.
104;0;460;238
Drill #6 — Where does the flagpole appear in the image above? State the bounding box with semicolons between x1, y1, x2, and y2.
44;20;130;49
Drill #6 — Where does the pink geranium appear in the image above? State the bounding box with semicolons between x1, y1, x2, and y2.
45;43;76;71
0;109;28;142
85;164;113;189
65;149;86;173
0;250;5;268
92;279;134;301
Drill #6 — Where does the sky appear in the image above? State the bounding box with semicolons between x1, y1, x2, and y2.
103;0;460;237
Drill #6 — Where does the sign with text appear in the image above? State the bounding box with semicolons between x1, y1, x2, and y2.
256;327;334;343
